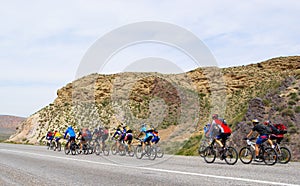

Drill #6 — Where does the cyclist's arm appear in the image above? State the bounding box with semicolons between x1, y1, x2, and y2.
246;130;253;139
63;129;68;139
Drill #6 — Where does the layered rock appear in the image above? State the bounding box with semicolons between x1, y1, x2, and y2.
8;56;300;159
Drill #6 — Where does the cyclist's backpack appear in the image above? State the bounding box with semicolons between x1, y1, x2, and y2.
215;118;232;134
47;131;53;137
269;125;280;135
82;128;88;137
274;123;287;134
258;124;272;135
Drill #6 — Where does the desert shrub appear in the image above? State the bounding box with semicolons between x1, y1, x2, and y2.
289;92;298;100
288;100;296;106
289;126;298;134
176;135;201;156
281;109;295;117
295;106;300;113
263;99;271;107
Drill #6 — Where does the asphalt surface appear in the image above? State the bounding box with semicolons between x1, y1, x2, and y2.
1;143;300;186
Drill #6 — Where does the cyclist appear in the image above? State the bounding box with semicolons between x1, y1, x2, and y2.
46;130;54;144
119;124;128;143
77;128;92;151
138;123;154;151
99;126;109;149
53;130;62;149
111;125;123;150
210;114;232;150
246;119;271;161
64;125;76;149
45;130;54;149
92;128;101;143
151;128;160;144
111;125;122;140
263;120;276;148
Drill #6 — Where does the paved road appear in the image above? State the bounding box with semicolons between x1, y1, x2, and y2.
1;143;299;186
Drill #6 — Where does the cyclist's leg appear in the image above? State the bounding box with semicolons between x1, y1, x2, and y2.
256;135;268;158
214;135;223;148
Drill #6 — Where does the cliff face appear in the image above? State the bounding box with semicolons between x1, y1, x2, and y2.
8;56;300;159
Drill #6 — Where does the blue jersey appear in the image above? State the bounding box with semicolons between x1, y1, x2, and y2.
64;127;76;138
140;127;153;138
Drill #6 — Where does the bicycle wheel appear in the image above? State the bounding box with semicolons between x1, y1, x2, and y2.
111;143;118;155
103;144;110;156
71;144;77;155
50;141;55;150
127;145;135;157
88;144;93;154
239;147;253;164
119;144;126;156
198;140;209;157
47;142;50;150
64;144;70;155
135;145;143;159
277;147;291;164
76;144;82;155
95;144;101;155
156;146;164;158
263;147;277;166
224;147;238;165
57;142;61;151
83;145;89;155
148;146;157;160
203;146;216;163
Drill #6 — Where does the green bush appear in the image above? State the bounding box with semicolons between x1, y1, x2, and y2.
288;100;296;106
295;106;300;113
289;126;297;134
263;99;271;107
281;109;295;117
289;92;298;100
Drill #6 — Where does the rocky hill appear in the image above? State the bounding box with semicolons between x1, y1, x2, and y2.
8;56;300;160
0;115;25;141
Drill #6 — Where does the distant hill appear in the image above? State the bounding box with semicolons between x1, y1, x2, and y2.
0;115;25;141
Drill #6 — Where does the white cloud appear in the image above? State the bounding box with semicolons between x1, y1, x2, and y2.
0;0;299;116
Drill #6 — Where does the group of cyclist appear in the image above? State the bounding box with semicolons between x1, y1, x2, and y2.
110;123;160;151
45;130;63;149
205;113;287;162
45;123;161;153
45;113;286;163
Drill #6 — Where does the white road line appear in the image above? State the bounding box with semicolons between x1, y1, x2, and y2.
1;148;299;186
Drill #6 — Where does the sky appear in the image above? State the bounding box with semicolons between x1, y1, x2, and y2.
0;0;299;117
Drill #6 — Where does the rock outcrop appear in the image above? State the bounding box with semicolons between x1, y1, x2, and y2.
8;56;300;160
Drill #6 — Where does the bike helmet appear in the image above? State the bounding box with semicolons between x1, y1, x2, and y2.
252;119;259;123
212;114;218;119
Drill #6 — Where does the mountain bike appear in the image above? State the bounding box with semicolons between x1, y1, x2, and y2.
135;138;157;160
47;139;55;150
81;142;92;155
64;139;80;155
94;139;110;156
111;139;120;155
198;137;210;157
239;138;278;165
202;138;238;165
53;139;61;151
118;142;135;157
153;144;164;158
